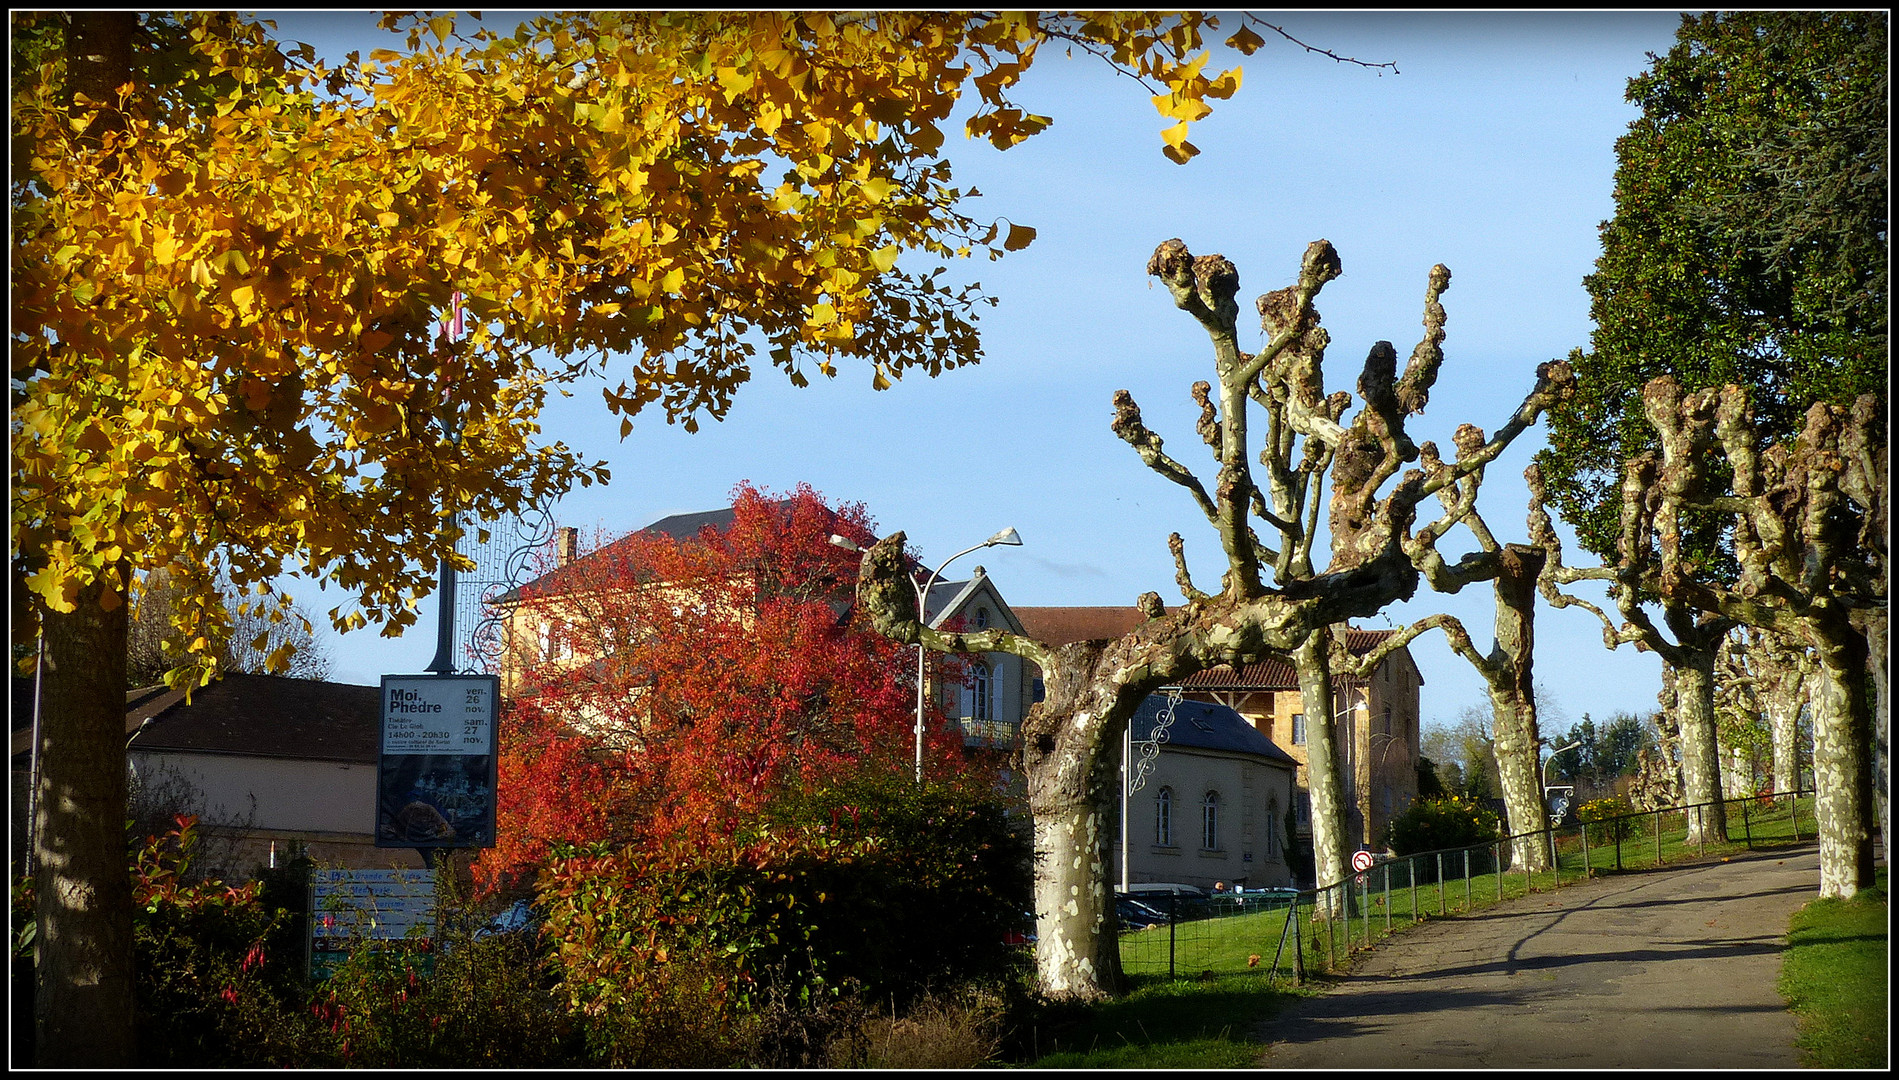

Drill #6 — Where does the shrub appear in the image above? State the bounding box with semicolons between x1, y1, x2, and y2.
765;770;1034;1004
7;815;330;1066
528;767;1033;1065
1577;795;1641;841
1385;796;1501;858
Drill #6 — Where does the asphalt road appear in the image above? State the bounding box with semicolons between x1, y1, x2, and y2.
1255;842;1825;1069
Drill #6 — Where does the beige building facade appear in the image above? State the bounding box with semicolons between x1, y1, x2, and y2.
1112;695;1299;891
1013;611;1423;855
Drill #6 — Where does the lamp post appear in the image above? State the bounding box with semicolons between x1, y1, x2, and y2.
1542;739;1583;870
831;526;1022;783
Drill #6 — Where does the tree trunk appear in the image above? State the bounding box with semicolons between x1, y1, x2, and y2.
33;16;142;1064
1810;622;1874;900
1020;672;1128;1001
1489;544;1547;871
1767;684;1803;796
1674;660;1729;845
1489;689;1548;871
1025;778;1122;1000
1293;632;1351;916
33;578;137;1066
1860;610;1888;861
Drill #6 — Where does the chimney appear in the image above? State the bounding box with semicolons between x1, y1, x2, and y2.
557;527;578;567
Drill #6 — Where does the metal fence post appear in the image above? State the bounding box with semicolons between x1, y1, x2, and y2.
1463;847;1472;913
1410;856;1419;923
1437;852;1446;916
1494;841;1503;901
1361;873;1370;948
1383;864;1391;937
1741;798;1752;849
1293;894;1305;984
1581;821;1590;876
1654;809;1662;866
1790;791;1801;841
1168;889;1177;981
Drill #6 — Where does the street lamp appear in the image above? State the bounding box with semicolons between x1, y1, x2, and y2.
1542;739;1583;869
831;526;1023;782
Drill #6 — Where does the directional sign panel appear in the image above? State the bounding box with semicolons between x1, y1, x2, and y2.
376;674;499;848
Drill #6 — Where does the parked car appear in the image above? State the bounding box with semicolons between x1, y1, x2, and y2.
1114;895;1170;930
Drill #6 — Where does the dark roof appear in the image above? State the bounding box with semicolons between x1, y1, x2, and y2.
498;498;830;604
637;505;749;542
124;673;381;765
1130;695;1296;766
13;681;187;764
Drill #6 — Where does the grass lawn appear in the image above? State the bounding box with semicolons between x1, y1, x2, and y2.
1018;795;1855;1069
1778;864;1888;1069
1019;973;1320;1068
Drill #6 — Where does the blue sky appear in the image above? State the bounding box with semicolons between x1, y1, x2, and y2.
268;11;1688;734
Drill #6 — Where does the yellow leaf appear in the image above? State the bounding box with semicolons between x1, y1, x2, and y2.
1226;25;1266;55
1160;120;1192;150
377;211;400;228
871;366;892;391
659;267;685;294
869;245;900;273
1162;140;1200;165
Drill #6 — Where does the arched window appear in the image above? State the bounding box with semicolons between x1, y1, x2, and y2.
1155;787;1173;847
971;663;992;722
975;606;990;629
1202;791;1220;850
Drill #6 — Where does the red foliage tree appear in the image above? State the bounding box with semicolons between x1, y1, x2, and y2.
475;483;976;893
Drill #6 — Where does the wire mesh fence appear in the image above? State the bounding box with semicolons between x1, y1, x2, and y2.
1119;789;1817;985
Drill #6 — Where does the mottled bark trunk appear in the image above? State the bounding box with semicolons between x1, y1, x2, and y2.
1861;611;1888;862
1490;545;1547;870
1020;675;1128;1001
1293;633;1350;916
1673;661;1729;845
1810;627;1874;900
1489;689;1548;871
34;577;137;1066
1767;688;1803;795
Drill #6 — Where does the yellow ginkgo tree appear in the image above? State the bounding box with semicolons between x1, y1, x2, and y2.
9;10;1382;1063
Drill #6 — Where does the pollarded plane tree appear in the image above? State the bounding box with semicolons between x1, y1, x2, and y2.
856;239;1575;1000
1647;380;1883;898
1740;627;1819;797
1712;625;1814;798
1395;458;1559;870
1525;454;1735;845
1531;380;1883;896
